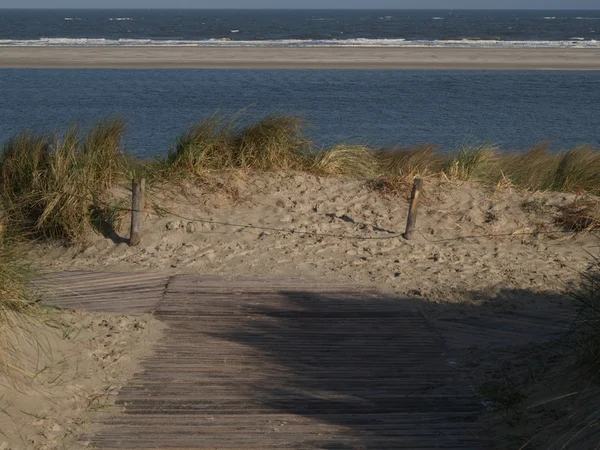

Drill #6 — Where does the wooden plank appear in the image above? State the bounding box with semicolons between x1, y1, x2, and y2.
85;274;487;448
32;272;576;448
34;271;169;313
403;178;423;240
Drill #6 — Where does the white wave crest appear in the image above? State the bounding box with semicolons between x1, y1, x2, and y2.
0;37;599;49
109;18;134;21
575;17;600;20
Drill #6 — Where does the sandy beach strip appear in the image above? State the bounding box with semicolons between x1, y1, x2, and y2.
1;47;600;70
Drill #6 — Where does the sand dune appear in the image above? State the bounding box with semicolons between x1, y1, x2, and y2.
32;174;598;308
6;173;598;448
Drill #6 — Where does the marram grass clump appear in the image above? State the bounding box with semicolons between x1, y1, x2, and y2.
234;115;310;171
375;145;445;178
446;143;500;181
0;238;37;322
167;114;310;176
501;143;559;191
552;145;600;194
1;114;600;244
311;145;378;178
498;144;600;195
0;119;127;241
167;113;237;176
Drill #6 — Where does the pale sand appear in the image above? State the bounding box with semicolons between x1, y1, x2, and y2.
7;174;600;447
31;174;598;308
0;310;165;449
1;47;600;69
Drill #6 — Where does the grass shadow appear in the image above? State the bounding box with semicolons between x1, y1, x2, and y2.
89;204;128;245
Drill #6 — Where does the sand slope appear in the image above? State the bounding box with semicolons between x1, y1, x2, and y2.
14;173;599;447
31;174;598;311
0;310;164;449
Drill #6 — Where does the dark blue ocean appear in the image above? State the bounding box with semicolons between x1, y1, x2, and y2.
0;9;599;47
0;10;599;156
1;69;598;156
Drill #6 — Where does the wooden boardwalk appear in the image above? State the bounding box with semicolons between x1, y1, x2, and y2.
36;271;574;449
33;271;169;314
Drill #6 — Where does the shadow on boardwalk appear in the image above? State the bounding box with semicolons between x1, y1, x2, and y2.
189;289;485;449
199;289;580;449
68;274;589;449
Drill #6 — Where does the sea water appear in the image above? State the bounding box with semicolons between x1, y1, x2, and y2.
1;69;598;157
1;9;599;47
0;10;599;156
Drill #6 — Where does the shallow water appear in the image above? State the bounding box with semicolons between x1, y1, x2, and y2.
0;69;599;157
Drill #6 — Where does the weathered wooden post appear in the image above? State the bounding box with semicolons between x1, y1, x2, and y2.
403;178;422;240
129;178;145;246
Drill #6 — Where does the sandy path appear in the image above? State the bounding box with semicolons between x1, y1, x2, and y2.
38;273;485;448
11;174;600;447
1;47;600;69
23;270;579;448
31;174;597;309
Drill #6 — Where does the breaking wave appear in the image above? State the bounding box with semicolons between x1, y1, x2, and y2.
0;37;599;49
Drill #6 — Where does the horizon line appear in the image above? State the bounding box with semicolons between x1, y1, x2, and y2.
1;7;600;11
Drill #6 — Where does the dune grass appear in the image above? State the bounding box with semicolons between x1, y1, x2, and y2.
167;114;310;176
0;119;127;241
375;145;445;178
375;141;600;195
0;241;36;322
167;114;237;176
500;143;559;191
0;239;43;383
553;145;600;194
445;142;500;181
311;145;378;178
0;114;599;244
234;115;310;171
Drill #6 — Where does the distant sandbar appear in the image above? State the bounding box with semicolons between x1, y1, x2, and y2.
1;47;599;70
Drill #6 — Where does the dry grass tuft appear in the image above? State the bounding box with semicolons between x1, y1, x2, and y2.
500;142;559;192
311;145;379;178
375;145;445;178
555;198;600;232
0;119;127;241
167;113;237;176
498;144;600;195
446;142;500;181
0;241;36;321
167;114;310;176
234;115;310;171
553;145;600;194
369;175;415;198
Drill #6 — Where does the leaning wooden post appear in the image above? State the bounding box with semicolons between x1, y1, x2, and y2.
129;178;145;246
403;178;423;240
